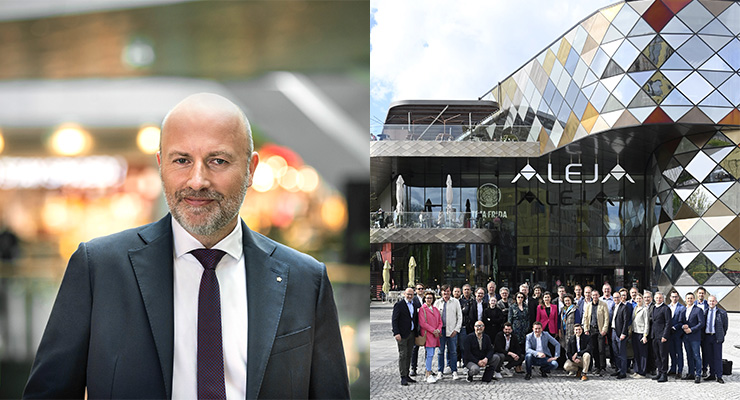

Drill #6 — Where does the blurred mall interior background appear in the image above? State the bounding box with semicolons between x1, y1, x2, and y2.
0;0;369;398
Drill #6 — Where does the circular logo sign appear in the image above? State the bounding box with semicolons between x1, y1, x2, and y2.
477;183;501;208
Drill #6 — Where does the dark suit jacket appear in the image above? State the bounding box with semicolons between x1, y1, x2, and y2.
683;306;705;342
466;300;488;333
24;215;349;399
463;332;494;364
651;303;671;340
392;299;418;339
493;331;522;355
566;334;591;359
612;302;633;337
703;307;728;344
669;303;686;337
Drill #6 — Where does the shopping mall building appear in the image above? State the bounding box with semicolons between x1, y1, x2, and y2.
370;0;740;311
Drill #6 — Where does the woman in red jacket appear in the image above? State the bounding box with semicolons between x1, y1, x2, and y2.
537;291;559;338
419;291;443;383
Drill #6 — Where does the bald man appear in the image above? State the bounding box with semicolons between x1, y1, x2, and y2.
24;94;349;399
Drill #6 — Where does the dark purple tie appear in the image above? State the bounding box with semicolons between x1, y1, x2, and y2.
191;248;227;400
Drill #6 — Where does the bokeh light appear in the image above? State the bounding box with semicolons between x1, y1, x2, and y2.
0;131;5;154
137;126;160;154
252;162;275;192
49;126;91;156
298;166;319;192
321;195;347;231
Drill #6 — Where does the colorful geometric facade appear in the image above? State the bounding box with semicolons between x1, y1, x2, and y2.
483;0;740;310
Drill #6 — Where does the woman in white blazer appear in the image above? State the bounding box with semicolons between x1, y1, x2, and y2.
631;293;650;378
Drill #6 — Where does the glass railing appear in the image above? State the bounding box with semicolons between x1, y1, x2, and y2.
371;124;533;142
370;211;497;229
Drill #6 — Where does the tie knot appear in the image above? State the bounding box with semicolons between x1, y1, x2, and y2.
190;248;226;270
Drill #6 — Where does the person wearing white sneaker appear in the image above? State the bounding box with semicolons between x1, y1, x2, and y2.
463;322;500;382
452;371;459;380
434;285;463;381
493;323;524;374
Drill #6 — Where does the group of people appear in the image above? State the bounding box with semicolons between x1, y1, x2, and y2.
391;281;729;386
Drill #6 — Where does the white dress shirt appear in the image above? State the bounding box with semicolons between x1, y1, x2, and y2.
685;304;693;320
535;334;544;353
171;217;248;399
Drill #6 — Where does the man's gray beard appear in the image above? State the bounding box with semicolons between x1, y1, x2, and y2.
164;177;249;237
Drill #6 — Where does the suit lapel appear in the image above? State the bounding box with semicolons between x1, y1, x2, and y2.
129;216;175;399
242;222;287;399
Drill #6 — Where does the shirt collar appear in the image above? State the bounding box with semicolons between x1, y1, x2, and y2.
171;215;242;261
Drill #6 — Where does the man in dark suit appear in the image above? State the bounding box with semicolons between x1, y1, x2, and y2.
610;291;632;379
463;322;499;383
393;288;419;386
466;287;488;334
667;289;686;377
703;295;728;384
564;323;591;380
681;292;705;383
651;291;672;383
23;94;349;399
493;322;524;375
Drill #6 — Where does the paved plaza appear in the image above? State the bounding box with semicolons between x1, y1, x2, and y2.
371;302;740;399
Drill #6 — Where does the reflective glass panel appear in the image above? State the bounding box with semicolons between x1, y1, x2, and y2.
685;252;717;284
677;72;713;104
676;1;714;31
685;186;716;216
676;35;714;68
685;151;717;181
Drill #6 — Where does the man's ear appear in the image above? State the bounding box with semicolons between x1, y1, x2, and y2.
247;152;260;187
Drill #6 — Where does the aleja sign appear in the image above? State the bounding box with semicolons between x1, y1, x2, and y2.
511;160;634;184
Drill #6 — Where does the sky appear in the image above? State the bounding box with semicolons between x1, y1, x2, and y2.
370;0;618;133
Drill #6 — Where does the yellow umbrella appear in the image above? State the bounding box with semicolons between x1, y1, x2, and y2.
382;260;391;295
407;256;417;288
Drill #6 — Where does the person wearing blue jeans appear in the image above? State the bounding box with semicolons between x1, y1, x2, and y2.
524;321;560;380
434;285;463;380
680;292;705;383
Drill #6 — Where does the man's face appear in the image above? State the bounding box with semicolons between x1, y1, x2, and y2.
487;282;496;294
670;292;678;304
476;289;485;301
558;287;565;298
613;292;621;304
602;285;611;296
520;285;529;296
644;293;652;304
575;286;582;296
453;288;461;298
416;285;424;296
158;98;257;241
584;288;591;299
533;287;541;297
630;288;637;300
463;286;471;297
574;326;583;336
500;290;508;299
532;324;542;335
474;322;485;335
404;288;414;301
591;291;600;302
489;299;497;308
686;294;695;304
708;297;717;308
655;293;664;305
697;289;705;301
443;288;451;301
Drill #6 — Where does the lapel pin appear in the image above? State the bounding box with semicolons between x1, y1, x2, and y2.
277;277;282;282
